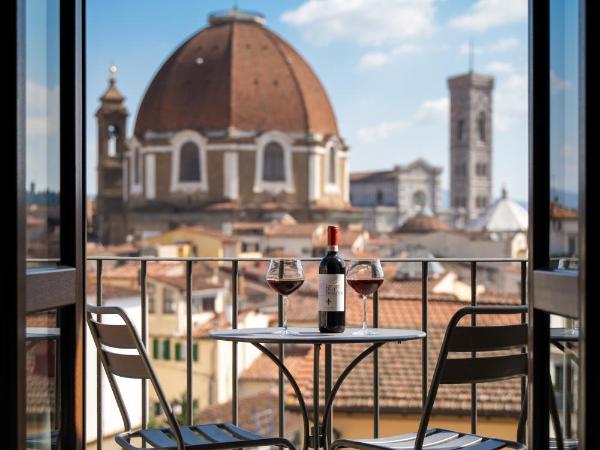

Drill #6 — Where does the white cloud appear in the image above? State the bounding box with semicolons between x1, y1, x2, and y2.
356;44;420;70
357;52;392;70
357;120;409;143
26;80;60;137
495;72;528;131
550;70;572;94
484;61;515;74
281;0;435;46
450;0;527;32
357;97;447;142
459;37;520;55
489;37;520;52
413;97;448;124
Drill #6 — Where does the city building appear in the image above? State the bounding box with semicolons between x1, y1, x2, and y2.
95;9;351;245
350;159;443;232
448;71;494;224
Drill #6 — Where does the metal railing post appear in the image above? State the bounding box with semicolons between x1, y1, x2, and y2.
325;344;333;442
140;260;148;442
421;261;429;407
231;260;239;426
96;259;103;450
470;261;478;434
373;289;380;438
278;288;285;438
186;260;193;425
520;261;527;417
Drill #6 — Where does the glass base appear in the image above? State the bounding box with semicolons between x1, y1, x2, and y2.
352;328;377;336
273;327;299;335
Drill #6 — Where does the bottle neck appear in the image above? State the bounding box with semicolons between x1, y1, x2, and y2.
326;245;339;252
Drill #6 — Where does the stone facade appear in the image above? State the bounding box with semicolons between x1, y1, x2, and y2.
350;159;442;232
448;72;494;222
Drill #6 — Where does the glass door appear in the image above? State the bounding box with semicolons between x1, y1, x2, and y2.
529;0;588;448
8;0;85;449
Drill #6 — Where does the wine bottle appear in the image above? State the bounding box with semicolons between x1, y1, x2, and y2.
318;225;345;333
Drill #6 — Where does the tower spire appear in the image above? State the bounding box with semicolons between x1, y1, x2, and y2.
469;39;474;73
109;64;117;84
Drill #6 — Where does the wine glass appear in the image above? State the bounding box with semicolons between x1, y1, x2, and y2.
266;259;304;335
347;259;384;335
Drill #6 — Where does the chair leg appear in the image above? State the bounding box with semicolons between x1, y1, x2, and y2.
549;372;564;450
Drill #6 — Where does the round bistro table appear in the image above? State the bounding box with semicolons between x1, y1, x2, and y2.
210;327;426;450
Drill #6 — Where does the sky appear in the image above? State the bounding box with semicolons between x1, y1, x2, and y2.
86;0;529;202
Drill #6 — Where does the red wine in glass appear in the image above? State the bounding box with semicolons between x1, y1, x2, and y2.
347;259;384;335
266;259;304;335
348;278;384;296
267;278;304;296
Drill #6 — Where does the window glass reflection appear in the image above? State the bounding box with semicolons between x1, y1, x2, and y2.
26;310;60;449
26;0;61;267
549;315;579;447
549;0;579;269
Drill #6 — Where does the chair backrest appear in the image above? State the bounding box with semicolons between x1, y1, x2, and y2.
415;305;528;449
86;304;184;449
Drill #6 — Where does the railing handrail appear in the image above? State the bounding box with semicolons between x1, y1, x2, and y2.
87;255;526;262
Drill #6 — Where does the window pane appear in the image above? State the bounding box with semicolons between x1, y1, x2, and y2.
179;142;201;182
26;310;59;449
549;0;579;268
26;0;61;268
549;315;579;446
263;142;284;181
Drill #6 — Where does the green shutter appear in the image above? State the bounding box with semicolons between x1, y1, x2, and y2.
175;343;182;361
192;343;199;362
152;339;159;359
162;339;170;360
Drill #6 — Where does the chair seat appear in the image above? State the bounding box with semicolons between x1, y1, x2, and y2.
331;428;526;450
115;422;294;450
549;438;578;450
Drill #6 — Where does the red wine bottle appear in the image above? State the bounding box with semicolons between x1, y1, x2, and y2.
318;226;345;333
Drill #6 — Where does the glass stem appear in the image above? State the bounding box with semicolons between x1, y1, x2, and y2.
362;295;368;331
282;296;288;331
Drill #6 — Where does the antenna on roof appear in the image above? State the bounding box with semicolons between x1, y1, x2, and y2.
468;39;474;73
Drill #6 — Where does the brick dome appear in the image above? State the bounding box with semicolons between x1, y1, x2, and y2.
134;9;339;139
397;212;450;234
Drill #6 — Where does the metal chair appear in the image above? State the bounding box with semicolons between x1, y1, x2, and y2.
332;305;528;450
87;304;296;450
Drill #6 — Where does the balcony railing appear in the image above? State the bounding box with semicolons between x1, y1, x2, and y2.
88;256;528;449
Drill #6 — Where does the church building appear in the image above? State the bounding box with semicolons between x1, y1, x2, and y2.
95;9;350;244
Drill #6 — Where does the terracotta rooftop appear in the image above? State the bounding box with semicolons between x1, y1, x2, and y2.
286;328;522;417
550;201;578;220
195;392;301;438
244;296;523;417
397;214;450;234
135;12;338;139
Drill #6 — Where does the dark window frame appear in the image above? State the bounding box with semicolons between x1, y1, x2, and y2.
262;141;285;182
179;141;202;182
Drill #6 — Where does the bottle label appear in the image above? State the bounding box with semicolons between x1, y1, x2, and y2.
318;274;345;312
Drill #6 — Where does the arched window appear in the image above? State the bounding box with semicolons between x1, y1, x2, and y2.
478;111;486;142
263;141;285;181
133;147;140;185
107;124;118;157
179;141;201;182
457;119;465;143
413;190;426;208
328;146;336;184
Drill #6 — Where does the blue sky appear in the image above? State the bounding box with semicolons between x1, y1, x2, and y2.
86;0;529;201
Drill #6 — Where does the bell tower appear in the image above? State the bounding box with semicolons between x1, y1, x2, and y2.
448;70;494;223
95;65;128;244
